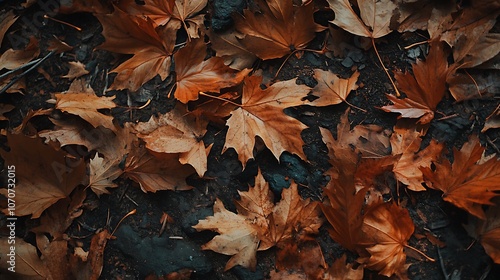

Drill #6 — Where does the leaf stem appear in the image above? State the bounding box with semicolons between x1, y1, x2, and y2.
199;91;241;107
371;38;401;97
405;244;436;262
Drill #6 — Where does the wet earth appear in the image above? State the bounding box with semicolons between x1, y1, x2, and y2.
1;0;500;279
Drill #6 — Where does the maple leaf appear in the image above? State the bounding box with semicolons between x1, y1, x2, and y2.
223;75;310;168
174;39;251;103
358;202;414;278
381;40;453;124
390;124;444;191
309;69;359;107
123;141;195;192
233;0;325;60
0;134;86;218
207;28;257;70
96;8;173;91
325;254;364;280
421;135;500;219
327;0;397;39
465;204;500;264
134;103;211;176
116;0;207;39
0;37;40;70
55;79;116;131
193;170;322;271
88;154;123;196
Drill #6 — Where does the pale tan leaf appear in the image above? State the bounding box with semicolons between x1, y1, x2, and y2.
309;70;359;106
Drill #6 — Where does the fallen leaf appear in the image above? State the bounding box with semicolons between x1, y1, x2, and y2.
0;104;15;120
0;10;18;46
173;39;250;103
391;124;444;191
62;61;89;80
96;8;173;91
35;236;71;279
0;133;86;218
483;105;500;132
358;202;414;278
70;230;111;280
207;28;257;70
88;154;123;196
194;170;322;271
47;35;74;53
465;204;500;264
0;37;40;70
325;254;364;280
134;103;211;176
327;0;397;39
123;142;195;192
448;71;499;101
233;0;325;60
55;79;116;131
223;75;310;168
0;238;51;278
275;241;328;280
381;40;453;124
421;135;500;219
309;70;359;107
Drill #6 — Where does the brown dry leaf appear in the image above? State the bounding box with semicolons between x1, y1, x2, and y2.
207;28;257;70
448;72;499;101
88;154;123;196
0;37;40;70
12;108;52;134
465;204;500;264
309;69;359;107
55;79;116;131
325;254;364;280
134;104;211;176
62;61;89;80
0;10;17;46
96;8;173;91
381;40;453;124
358;202;414;278
117;0;207;39
70;230;111;280
421;135;500;219
233;0;325;60
32;187;86;240
0;104;15;120
223;75;310;169
47;35;74;54
483;105;500;132
35;236;72;279
275;241;328;280
123;142;195;192
174;39;250;103
194;171;322;271
327;0;397;39
0;238;51;279
391;124;444;191
0;133;86;218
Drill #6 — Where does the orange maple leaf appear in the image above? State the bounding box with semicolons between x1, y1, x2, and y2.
421;135;500;219
358;202;414;278
173;39;250;103
381;40;453;124
223;75;310;169
96;8;173;91
233;0;325;60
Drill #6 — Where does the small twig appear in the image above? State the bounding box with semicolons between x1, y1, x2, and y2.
405;244;435;262
44;14;82;31
199;91;241;107
109;209;137;238
372;38;401;97
0;51;55;94
273;48;325;80
464;70;482;97
169;236;184;240
124;194;139;206
0;57;42;81
486;136;500;154
404;40;429;50
435;113;459;121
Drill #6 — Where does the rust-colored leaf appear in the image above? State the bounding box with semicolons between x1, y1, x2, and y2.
309;70;359;107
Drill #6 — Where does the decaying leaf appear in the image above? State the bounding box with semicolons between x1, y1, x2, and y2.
207;28;257;70
0;238;51;278
325;254;364;280
309;70;359;107
0;104;15;121
381;40;453;124
134;103;211;176
483;105;500;132
327;0;397;39
0;37;40;70
465;204;500;264
193;171;322;271
0;10;18;46
358;202;414;278
174;39;250;103
70;230;112;280
62;61;89;80
223;75;310;168
96;8;173;91
0;133;86;218
233;0;325;60
88;154;123;196
55;79;116;131
391;124;444;191
422;135;500;219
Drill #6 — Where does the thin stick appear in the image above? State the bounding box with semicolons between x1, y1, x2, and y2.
109;209;137;238
0;57;42;81
464;70;481;97
372;38;401;97
0;51;55;94
404;40;429;50
199;91;241;107
44;15;82;31
405;244;436;262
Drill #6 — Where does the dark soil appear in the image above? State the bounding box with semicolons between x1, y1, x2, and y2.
1;0;499;280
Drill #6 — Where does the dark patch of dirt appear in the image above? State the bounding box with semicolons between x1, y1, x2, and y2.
0;0;500;280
